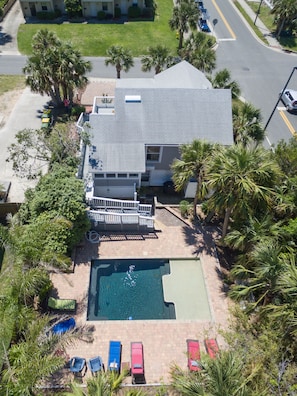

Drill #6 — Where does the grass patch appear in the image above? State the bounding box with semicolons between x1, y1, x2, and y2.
0;76;25;96
248;2;275;31
247;1;297;52
234;1;269;46
17;0;179;56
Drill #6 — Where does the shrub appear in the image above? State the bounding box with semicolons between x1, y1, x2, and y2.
97;10;106;20
105;12;113;19
65;0;82;17
142;7;154;19
71;105;86;117
54;9;62;17
36;11;56;20
128;5;141;18
179;200;192;218
114;6;121;18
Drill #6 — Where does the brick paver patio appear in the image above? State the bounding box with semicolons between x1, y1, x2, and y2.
51;207;230;385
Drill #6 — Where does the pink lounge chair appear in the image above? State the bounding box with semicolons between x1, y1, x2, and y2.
204;338;219;359
186;339;200;371
131;342;145;384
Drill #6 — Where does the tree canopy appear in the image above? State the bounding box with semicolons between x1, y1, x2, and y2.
169;0;199;50
141;45;174;74
105;45;134;79
23;29;92;106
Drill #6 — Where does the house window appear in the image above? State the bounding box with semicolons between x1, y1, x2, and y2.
141;171;150;182
102;2;108;11
129;173;139;178
106;173;116;178
146;146;161;162
95;174;104;178
41;5;48;10
118;173;127;178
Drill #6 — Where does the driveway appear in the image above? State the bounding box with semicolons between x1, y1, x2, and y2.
0;0;24;55
0;88;50;203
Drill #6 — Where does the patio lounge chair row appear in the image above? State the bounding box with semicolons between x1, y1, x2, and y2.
187;338;219;371
69;340;145;384
69;356;104;376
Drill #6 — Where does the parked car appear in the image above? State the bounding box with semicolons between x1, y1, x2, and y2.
279;89;297;111
198;18;211;32
196;0;204;11
201;7;209;20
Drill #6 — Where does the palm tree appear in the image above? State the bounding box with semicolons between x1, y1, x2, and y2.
58;43;91;103
179;32;216;73
24;29;91;107
232;103;264;147
271;0;297;38
229;242;283;308
170;350;256;396
209;68;241;99
171;139;218;218
189;46;216;73
2;316;68;395
274;137;297;178
223;214;283;254
205;144;281;238
64;370;130;396
169;0;199;50
141;45;173;74
105;45;134;79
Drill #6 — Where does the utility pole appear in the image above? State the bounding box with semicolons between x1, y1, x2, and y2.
254;0;264;25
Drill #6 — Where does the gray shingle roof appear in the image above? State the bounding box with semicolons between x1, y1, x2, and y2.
87;62;233;174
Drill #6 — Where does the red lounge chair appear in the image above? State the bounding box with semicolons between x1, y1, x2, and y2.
131;342;145;384
205;338;219;359
186;339;200;371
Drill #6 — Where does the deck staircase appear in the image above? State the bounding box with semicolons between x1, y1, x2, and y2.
87;196;154;231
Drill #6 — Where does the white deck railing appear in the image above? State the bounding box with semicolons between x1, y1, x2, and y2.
87;196;152;216
88;210;154;230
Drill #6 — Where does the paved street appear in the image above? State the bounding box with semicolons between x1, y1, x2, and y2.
211;0;297;146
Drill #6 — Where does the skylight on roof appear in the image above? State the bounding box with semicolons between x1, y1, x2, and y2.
125;95;141;103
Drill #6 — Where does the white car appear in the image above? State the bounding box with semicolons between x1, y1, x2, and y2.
279;89;297;111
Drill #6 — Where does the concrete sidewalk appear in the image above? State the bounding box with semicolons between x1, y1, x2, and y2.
236;0;282;51
0;0;25;55
0;88;50;203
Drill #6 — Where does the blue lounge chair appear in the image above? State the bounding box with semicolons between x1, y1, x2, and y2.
52;318;76;335
88;356;104;375
69;357;86;375
108;341;122;372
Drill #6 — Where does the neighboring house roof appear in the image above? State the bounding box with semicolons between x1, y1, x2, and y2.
86;61;233;174
116;61;212;89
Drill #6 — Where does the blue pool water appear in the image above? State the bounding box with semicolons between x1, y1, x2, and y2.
87;259;176;321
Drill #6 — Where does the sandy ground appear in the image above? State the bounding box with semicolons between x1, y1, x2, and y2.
0;89;24;128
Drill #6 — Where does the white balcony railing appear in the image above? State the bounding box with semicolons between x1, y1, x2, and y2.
87;210;154;230
87;196;153;216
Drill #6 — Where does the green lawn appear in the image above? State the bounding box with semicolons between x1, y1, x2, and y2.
0;76;25;95
17;0;179;56
234;1;269;45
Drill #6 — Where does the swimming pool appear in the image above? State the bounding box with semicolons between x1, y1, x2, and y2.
87;259;176;321
87;258;212;321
